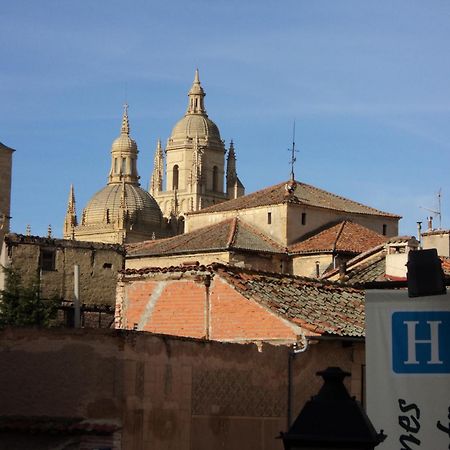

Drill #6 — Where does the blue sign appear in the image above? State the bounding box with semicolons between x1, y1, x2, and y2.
392;311;450;374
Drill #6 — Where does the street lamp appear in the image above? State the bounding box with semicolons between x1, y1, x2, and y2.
280;367;385;449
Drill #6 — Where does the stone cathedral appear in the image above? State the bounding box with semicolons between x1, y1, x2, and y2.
64;70;244;244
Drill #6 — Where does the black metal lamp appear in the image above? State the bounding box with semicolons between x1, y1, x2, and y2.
279;367;385;449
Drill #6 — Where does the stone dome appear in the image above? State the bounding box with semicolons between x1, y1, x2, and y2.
111;134;137;153
170;114;222;144
82;183;162;229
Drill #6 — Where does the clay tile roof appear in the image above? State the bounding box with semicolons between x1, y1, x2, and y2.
289;221;387;255
188;180;400;218
126;218;285;257
214;265;365;337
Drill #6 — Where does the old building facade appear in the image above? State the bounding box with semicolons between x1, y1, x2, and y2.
0;233;124;326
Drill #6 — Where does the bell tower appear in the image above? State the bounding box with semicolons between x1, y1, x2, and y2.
151;70;245;226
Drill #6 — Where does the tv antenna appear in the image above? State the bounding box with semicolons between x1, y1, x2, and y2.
288;120;299;181
420;188;442;230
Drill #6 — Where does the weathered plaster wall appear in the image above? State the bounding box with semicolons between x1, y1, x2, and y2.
0;328;365;450
2;237;124;306
0;147;13;248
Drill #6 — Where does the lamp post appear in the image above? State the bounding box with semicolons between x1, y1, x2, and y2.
280;367;385;450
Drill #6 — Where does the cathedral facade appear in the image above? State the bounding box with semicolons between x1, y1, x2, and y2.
64;70;244;244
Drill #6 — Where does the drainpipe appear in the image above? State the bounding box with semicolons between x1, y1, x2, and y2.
287;336;309;427
73;264;81;328
204;275;211;339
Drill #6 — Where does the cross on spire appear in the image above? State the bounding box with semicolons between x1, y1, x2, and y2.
289;121;299;182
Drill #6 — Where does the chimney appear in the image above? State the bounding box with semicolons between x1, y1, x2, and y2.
385;237;419;279
416;221;422;247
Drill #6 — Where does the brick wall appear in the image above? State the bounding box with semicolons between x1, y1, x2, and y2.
119;272;299;342
0;328;365;450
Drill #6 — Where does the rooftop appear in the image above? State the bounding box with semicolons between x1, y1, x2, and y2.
126;217;285;257
123;263;365;338
188;180;400;218
289;221;387;254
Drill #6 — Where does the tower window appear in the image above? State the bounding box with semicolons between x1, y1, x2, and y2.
212;166;219;192
122;158;126;174
172;165;179;190
301;213;306;225
114;158;118;174
267;212;272;224
382;224;387;236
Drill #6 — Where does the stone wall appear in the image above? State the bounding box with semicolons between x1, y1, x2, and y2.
1;234;124;307
0;145;13;248
0;328;365;450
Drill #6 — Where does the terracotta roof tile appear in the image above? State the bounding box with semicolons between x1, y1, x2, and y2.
188;180;400;218
126;218;285;257
289;221;387;254
123;263;365;337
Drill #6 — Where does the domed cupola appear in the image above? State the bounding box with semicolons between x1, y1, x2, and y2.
108;104;139;185
167;69;223;149
64;105;164;244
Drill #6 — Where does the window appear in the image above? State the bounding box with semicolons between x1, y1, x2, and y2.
301;212;306;225
212;166;219;192
172;165;179;190
122;157;126;174
382;224;387;236
40;249;56;271
114;158;118;174
267;212;272;224
103;263;112;269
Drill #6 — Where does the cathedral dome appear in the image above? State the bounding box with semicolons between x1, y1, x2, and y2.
170;114;222;143
82;183;162;229
111;134;137;153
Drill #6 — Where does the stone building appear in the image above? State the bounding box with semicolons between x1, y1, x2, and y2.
0;142;14;249
0;233;125;326
64;105;164;244
150;70;245;229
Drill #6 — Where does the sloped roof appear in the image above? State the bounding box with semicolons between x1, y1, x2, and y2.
289;221;387;254
215;265;365;337
124;263;365;337
126;218;285;257
188;180;400;218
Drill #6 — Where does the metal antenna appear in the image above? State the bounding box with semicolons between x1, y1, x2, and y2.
420;188;442;229
289;120;299;181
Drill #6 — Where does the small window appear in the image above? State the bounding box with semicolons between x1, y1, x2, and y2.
103;263;112;269
212;166;219;192
267;212;272;224
40;249;56;271
301;212;306;225
172;165;179;190
382;224;387;236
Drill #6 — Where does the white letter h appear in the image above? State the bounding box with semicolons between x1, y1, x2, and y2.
404;320;443;365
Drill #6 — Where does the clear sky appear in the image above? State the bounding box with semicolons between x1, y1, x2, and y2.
1;0;449;237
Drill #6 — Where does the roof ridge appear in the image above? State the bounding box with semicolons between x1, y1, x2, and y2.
227;217;239;248
332;220;347;252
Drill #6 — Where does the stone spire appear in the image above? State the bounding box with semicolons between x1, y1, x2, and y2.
108;104;139;185
63;184;77;239
226;140;245;199
186;69;206;115
150;139;164;196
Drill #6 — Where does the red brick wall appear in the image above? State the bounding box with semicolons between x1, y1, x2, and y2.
122;274;299;342
210;278;298;341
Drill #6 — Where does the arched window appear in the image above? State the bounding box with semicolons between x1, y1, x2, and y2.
212;166;219;192
172;165;179;190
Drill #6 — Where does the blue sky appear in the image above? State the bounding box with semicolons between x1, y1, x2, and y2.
1;0;449;237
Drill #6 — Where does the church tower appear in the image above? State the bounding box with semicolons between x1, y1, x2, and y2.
0;142;14;247
151;70;245;227
64;105;163;244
